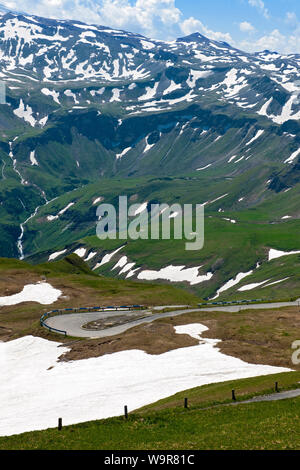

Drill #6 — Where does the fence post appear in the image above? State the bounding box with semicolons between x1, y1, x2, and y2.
184;398;188;409
232;389;236;401
124;406;128;419
58;418;62;431
275;382;279;393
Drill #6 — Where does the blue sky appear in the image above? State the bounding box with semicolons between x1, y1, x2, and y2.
3;0;300;53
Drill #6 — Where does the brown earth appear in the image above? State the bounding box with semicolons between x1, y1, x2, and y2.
59;322;199;361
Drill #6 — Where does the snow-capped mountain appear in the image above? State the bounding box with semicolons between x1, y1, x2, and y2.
0;8;300;276
0;11;299;126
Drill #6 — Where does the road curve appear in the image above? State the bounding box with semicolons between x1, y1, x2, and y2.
45;299;300;339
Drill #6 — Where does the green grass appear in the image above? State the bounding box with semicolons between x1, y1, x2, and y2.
137;371;300;413
20;171;300;302
1;372;299;450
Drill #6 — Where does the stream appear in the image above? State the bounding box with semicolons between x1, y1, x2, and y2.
8;140;51;260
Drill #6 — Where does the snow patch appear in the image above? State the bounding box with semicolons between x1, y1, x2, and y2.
0;327;289;436
29;150;38;166
138;265;213;286
74;248;87;258
48;250;67;261
268;248;300;261
0;282;61;306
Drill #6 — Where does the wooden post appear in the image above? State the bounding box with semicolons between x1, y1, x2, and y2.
124;406;128;419
184;398;188;409
58;418;62;431
275;382;279;393
232;389;236;401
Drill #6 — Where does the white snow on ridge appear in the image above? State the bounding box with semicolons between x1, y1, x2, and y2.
238;280;270;291
187;70;212;88
163;80;181;95
48;250;67;261
234;156;245;164
39;116;48;127
84;252;97;262
144;141;155;153
116;147;131;159
74;248;87;258
258;96;300;125
138;82;159;101
211;269;254;300
93;246;124;269
261;278;290;288
204;193;229;206
268;248;300;261
222;68;247;97
140;39;155;50
58;202;75;215
64;89;78;104
284;148;300;164
13;99;36;127
92;197;103;205
41;88;60;104
258;97;273;117
112;256;128;270
197;164;212;171
47;202;75;222
0;282;61;306
119;262;136;275
110;88;121;102
0;326;289;436
138;265;213;286
245;129;264;146
29;150;38;166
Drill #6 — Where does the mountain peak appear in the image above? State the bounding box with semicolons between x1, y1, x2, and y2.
176;32;211;44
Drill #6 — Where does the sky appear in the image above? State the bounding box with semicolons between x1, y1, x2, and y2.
2;0;300;53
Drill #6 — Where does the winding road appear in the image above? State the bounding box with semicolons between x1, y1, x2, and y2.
45;298;300;339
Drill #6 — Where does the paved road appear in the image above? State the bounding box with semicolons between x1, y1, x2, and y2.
45;309;200;338
241;388;300;403
45;299;300;339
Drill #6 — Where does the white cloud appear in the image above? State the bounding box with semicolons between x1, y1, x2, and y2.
285;11;298;26
239;21;255;33
1;0;233;43
1;0;183;39
2;0;300;54
239;28;300;54
248;0;269;19
180;16;233;43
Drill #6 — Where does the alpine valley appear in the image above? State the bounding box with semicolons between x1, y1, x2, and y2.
1;4;300;302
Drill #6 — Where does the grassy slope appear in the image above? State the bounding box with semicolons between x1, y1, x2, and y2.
20;169;300;301
0;372;299;450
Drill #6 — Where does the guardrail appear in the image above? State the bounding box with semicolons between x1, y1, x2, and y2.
198;299;264;307
40;305;144;336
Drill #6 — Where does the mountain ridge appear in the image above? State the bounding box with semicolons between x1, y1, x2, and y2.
0;10;299;300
